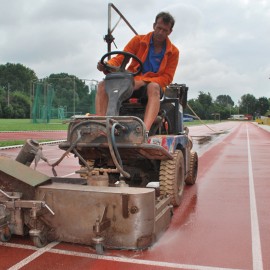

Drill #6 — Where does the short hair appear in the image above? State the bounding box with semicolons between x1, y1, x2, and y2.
155;12;175;30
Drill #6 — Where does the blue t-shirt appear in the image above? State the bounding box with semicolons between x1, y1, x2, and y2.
142;36;166;74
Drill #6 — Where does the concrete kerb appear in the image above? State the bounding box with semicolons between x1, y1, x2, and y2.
251;121;270;133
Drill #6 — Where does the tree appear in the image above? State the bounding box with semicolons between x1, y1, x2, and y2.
46;73;90;115
0;87;5;117
239;94;257;115
213;103;230;120
197;91;214;119
11;91;31;118
0;63;38;95
214;95;235;119
3;104;14;118
255;97;269;116
185;99;204;119
215;95;234;107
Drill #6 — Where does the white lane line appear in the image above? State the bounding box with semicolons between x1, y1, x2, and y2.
246;124;264;270
7;241;59;270
49;248;244;270
0;242;244;270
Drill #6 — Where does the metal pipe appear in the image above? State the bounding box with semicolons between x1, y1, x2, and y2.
0;189;21;200
110;3;138;35
107;3;112;55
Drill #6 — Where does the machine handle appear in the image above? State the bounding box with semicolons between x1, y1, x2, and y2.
42;203;55;216
0;189;21;200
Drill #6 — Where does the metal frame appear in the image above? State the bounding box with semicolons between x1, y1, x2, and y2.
105;3;138;56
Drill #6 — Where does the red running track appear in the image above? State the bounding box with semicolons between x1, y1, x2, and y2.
0;131;67;142
0;122;269;270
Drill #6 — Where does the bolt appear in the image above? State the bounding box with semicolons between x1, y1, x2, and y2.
130;206;139;214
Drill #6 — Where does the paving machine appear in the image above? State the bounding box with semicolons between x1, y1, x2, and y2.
0;51;198;254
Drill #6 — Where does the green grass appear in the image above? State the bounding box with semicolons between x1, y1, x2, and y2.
0;119;68;147
0;140;26;147
0;119;68;131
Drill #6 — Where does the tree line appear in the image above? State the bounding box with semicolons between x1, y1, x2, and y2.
185;91;270;120
0;63;269;120
0;63;96;119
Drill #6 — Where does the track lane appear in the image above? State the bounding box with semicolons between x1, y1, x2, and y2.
0;122;269;270
246;124;270;270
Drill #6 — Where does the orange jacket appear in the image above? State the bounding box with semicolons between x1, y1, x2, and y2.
108;32;179;90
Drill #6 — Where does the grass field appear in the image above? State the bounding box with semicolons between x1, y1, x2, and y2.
0;119;68;131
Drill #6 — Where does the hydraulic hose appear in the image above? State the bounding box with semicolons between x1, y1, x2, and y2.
106;118;130;178
50;119;107;176
50;129;82;176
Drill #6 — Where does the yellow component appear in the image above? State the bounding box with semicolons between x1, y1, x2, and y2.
256;118;263;124
256;116;270;125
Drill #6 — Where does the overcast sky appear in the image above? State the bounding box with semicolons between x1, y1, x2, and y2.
1;0;269;103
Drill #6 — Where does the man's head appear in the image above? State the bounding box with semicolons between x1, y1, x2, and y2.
154;12;175;31
153;12;175;42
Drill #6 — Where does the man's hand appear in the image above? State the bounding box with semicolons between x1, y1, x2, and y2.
97;61;106;72
97;61;119;74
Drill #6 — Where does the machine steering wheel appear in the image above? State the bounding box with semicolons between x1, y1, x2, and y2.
100;51;143;76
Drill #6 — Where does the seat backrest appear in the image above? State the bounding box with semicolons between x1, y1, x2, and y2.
105;72;134;116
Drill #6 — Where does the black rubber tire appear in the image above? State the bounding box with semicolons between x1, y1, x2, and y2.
159;150;185;206
185;151;198;185
160;103;181;134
